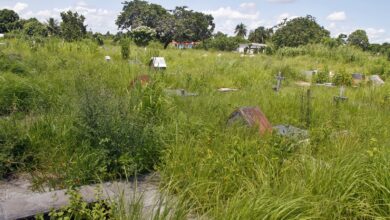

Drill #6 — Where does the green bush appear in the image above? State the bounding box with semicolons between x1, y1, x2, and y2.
74;75;169;177
0;52;28;74
0;74;49;115
333;70;352;86
0;119;31;178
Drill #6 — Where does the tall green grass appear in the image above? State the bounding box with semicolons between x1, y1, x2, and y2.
1;38;390;218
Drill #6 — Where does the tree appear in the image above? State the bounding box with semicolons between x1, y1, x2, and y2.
248;26;273;43
272;15;330;48
47;18;60;36
0;9;20;33
116;1;215;49
171;7;214;43
235;23;247;38
347;30;369;51
23;19;48;37
116;0;168;31
60;10;87;41
131;26;156;47
337;33;347;45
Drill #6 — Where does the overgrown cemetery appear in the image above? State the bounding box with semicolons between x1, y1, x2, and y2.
0;0;390;219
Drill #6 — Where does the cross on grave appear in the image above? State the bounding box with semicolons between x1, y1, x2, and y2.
273;72;285;92
333;86;348;102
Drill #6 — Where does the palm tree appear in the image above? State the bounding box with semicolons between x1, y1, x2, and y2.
46;17;60;36
234;23;247;38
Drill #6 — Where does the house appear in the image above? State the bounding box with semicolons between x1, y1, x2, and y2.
237;43;267;54
0;33;4;38
227;106;272;135
149;57;167;69
171;41;198;49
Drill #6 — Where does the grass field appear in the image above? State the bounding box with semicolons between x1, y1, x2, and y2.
1;38;390;218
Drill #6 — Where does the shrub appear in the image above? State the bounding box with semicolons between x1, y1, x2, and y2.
333;70;352;86
0;52;28;74
120;39;130;59
74;75;169;177
0;119;31;178
0;74;49;115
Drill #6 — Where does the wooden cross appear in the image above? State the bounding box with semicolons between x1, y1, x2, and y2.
273;72;285;92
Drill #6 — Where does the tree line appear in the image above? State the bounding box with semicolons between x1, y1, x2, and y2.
0;0;389;57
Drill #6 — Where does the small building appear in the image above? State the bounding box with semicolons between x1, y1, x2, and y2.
171;41;198;49
227;107;272;135
237;43;267;54
149;57;167;69
0;33;4;38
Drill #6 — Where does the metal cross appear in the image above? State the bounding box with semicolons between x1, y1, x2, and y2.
273;72;285;92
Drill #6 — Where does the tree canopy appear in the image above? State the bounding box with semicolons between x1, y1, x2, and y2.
116;1;214;48
23;19;48;37
60;10;87;41
0;9;21;33
235;23;247;38
347;30;369;51
272;15;330;48
248;26;273;43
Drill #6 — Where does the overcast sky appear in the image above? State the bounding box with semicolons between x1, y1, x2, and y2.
1;0;389;43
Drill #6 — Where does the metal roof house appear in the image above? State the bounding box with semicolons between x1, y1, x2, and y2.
149;57;167;69
237;43;267;54
227;107;273;135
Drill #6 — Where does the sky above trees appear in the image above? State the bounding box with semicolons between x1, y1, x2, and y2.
0;0;389;43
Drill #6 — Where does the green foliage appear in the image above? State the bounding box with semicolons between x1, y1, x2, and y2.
248;26;273;43
23;20;48;37
49;188;112;219
0;52;28;74
47;18;61;36
313;67;330;83
333;69;353;86
131;26;156;47
198;35;247;51
116;1;215;48
0;74;49;115
120;39;130;59
348;30;369;51
0;119;31;178
234;23;247;38
60;10;87;42
74;75;168;176
273;15;330;48
0;9;20;33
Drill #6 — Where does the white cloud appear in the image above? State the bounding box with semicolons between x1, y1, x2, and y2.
204;6;264;36
0;2;29;13
204;7;259;20
267;0;296;3
327;11;346;22
365;28;386;42
276;13;298;23
13;2;28;13
239;2;256;9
